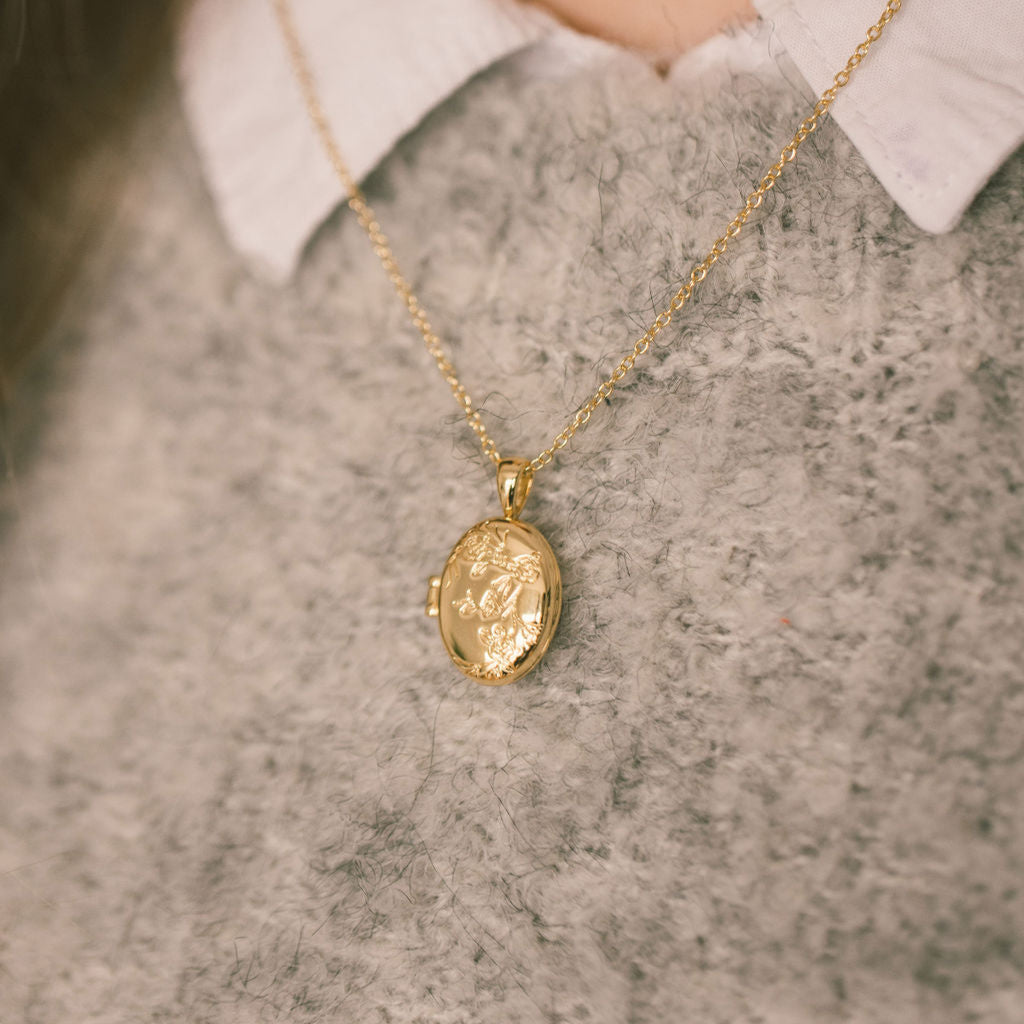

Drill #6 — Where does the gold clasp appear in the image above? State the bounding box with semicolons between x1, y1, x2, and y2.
496;458;534;521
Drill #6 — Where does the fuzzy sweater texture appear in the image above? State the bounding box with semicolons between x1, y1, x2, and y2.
2;42;1023;1024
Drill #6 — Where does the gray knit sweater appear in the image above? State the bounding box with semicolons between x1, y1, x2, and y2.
2;39;1022;1024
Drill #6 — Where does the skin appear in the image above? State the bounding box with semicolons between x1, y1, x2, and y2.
529;0;757;59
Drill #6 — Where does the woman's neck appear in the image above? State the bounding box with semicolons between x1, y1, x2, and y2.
528;0;756;59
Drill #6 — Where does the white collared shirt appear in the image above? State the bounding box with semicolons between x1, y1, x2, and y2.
176;0;1024;281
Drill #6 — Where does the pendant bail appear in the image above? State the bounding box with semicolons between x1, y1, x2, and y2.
497;457;534;520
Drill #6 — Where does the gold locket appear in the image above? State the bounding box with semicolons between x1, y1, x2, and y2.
426;459;561;685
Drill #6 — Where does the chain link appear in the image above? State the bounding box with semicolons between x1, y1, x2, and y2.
273;0;902;474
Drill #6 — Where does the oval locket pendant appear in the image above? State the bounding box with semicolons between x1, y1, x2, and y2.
426;460;561;685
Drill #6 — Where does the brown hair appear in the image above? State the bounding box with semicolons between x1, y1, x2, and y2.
0;0;178;396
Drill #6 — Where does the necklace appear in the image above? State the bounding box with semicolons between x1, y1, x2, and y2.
272;0;903;685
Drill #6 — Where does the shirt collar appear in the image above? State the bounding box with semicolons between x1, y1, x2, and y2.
176;0;1024;281
757;0;1024;235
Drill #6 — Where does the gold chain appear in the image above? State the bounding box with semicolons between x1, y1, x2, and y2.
273;0;902;474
